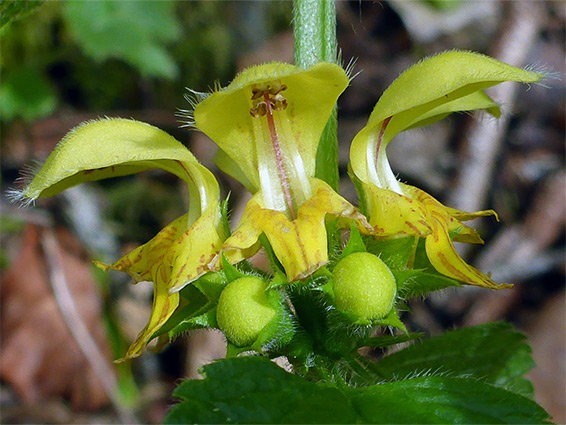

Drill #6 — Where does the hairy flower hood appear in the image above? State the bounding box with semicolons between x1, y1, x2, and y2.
13;118;225;360
349;51;546;289
192;62;371;281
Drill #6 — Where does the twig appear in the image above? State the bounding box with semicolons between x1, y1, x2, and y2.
41;229;138;424
447;1;545;216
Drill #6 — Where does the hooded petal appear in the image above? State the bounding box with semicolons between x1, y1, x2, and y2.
13;118;214;206
350;51;546;189
222;178;371;281
15;118;225;358
194;62;349;190
193;62;349;218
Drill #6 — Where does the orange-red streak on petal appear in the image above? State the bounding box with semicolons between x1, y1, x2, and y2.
264;92;296;220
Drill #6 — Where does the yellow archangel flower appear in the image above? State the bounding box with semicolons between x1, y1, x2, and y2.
11;118;225;360
349;51;546;289
190;62;371;281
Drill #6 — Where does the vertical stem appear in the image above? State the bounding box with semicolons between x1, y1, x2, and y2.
293;0;340;191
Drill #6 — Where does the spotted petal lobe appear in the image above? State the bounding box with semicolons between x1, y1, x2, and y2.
222;179;371;281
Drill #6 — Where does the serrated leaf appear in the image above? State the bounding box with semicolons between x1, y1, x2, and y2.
350;376;550;424
166;356;549;424
371;323;536;397
166;356;357;424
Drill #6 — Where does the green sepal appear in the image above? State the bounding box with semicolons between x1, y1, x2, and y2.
221;254;246;283
348;164;369;217
334;223;367;265
358;332;425;349
259;233;285;276
153;271;227;339
192;270;226;302
220;193;232;238
251;290;296;352
225;343;248;358
364;236;417;271
394;269;461;299
354;307;407;333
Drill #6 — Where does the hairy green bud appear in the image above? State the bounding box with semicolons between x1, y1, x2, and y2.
216;276;276;347
332;252;396;320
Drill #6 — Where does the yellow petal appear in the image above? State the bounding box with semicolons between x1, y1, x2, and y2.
14;118;210;203
363;182;431;237
425;213;511;289
448;221;485;244
116;272;180;362
96;203;224;358
194;62;349;191
223;179;370;281
95;213;188;282
444;206;499;222
402;184;493;244
169;204;224;293
350;51;545;190
401;184;510;288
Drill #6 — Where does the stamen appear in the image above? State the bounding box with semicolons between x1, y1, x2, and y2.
263;92;296;220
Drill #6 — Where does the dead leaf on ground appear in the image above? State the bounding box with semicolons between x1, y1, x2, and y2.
0;224;112;410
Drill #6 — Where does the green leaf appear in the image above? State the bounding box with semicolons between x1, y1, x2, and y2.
166;356;357;424
166;355;549;424
0;0;44;28
63;0;181;79
370;323;536;397
0;67;56;122
350;376;550;424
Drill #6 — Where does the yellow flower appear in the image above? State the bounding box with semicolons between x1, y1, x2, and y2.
13;118;225;360
191;62;371;281
349;51;546;288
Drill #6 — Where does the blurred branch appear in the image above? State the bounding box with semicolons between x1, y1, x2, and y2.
447;1;545;216
41;229;138;424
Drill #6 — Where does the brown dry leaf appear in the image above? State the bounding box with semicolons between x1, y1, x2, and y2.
0;224;112;410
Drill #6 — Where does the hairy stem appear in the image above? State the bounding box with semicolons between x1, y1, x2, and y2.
293;0;340;191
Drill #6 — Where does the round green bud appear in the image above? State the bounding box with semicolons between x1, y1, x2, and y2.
216;276;276;347
332;252;397;320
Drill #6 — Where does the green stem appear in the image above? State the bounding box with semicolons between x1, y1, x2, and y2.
293;0;340;191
